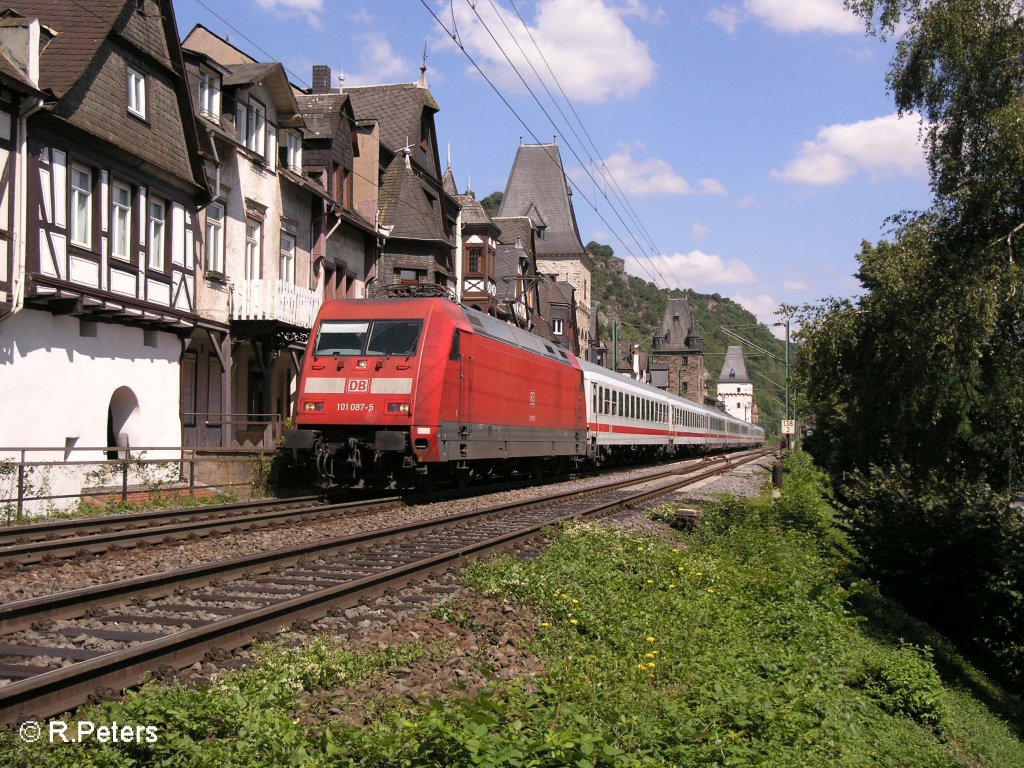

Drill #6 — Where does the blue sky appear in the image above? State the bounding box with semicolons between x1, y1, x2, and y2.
173;0;932;336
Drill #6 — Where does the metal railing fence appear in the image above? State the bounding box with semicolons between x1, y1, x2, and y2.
0;445;277;523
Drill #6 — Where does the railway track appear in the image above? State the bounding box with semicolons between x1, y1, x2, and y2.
0;454;740;567
0;448;771;722
0;496;400;566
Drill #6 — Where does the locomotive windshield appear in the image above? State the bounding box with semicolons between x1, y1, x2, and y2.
314;319;423;357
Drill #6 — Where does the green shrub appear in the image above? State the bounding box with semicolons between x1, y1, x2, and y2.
857;643;945;727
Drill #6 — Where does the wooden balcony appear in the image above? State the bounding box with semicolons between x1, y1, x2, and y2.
230;278;319;329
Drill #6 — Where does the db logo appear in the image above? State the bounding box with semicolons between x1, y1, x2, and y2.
347;379;369;393
529;391;537;406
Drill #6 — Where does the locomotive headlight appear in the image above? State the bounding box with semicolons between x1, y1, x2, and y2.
304;401;325;412
387;402;411;414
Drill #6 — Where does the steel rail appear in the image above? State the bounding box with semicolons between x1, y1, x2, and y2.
0;497;400;566
0;495;324;544
0;449;771;722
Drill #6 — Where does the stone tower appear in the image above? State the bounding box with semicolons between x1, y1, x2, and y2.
650;298;708;404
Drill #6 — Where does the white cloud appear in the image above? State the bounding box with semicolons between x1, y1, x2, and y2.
783;279;810;290
339;34;414;86
256;0;323;27
347;9;374;24
707;5;742;34
733;293;785;336
617;0;668;23
744;0;861;34
691;222;711;240
588;146;727;197
443;0;656;103
737;196;758;208
772;112;926;186
625;250;757;292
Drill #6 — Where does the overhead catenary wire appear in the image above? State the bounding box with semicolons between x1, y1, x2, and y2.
423;0;671;292
460;0;673;290
504;0;674;278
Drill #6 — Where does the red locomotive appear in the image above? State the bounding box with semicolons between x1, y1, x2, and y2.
282;297;763;489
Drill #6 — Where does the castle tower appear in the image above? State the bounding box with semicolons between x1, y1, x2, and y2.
716;346;755;423
649;298;707;403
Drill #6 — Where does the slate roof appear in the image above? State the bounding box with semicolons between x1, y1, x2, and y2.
295;91;349;136
718;345;752;385
441;166;457;196
13;0;205;193
345;83;438;176
0;44;37;92
223;62;301;124
457;194;495;228
9;0;123;99
653;298;703;353
492;216;534;252
497;143;585;257
378;151;450;244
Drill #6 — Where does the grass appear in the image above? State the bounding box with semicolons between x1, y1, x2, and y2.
2;453;1021;766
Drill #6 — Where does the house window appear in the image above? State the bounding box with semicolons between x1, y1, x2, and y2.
552;318;564;336
280;232;295;284
284;130;302;173
397;268;421;285
204;203;224;274
236;97;266;157
147;198;165;271
127;66;146;118
198;70;220;119
468;247;483;274
70;163;92;248
245;218;261;279
111;181;131;260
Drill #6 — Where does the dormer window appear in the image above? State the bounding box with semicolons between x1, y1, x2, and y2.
236;96;266;157
198;69;221;119
284;130;302;173
127;66;146;119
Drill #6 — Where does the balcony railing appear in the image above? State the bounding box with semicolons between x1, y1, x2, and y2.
231;278;319;328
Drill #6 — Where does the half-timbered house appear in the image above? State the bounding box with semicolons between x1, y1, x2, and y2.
0;0;207;462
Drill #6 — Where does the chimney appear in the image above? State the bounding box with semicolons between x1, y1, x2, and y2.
312;64;332;94
0;17;40;88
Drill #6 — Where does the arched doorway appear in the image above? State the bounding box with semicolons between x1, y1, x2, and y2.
106;386;140;459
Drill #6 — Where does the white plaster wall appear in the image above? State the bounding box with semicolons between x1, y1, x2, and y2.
0;309;182;460
716;383;754;423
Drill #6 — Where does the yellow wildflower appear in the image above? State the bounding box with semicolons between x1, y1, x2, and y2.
646;579;654;584
695;572;703;577
646;636;656;643
571;599;579;604
570;619;579;625
668;584;677;590
647;662;656;668
707;587;715;593
540;622;550;627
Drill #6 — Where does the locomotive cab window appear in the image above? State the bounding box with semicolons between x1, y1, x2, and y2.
314;319;423;357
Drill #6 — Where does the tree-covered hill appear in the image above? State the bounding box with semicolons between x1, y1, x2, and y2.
587;241;789;437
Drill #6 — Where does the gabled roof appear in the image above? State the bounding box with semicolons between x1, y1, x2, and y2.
378;151;450;244
223;61;301;126
345;82;438;174
653;298;703;353
718;345;752;385
295;90;353;138
497;143;585;257
493;216;535;253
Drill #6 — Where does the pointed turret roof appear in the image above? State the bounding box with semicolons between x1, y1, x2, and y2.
497;143;585;256
378;150;450;244
718;346;751;384
653;298;703;353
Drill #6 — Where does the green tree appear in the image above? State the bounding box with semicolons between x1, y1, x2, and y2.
480;191;503;217
792;1;1024;685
